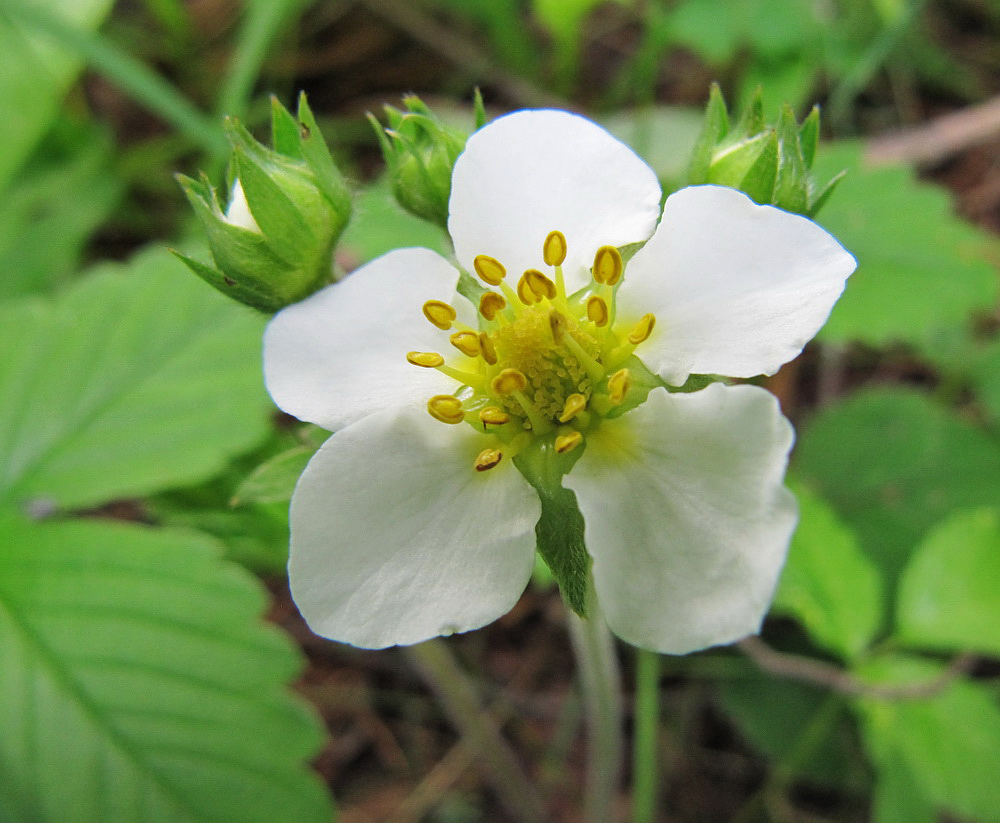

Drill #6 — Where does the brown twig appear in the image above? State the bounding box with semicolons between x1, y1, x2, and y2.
737;636;976;701
865;94;1000;166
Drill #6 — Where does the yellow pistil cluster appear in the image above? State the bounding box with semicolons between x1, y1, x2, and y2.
407;230;656;472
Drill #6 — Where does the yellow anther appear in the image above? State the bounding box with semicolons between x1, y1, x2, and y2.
524;269;557;300
543;230;567;267
450;330;481;358
479;406;511;426
491;368;528;396
427;395;465;425
558;393;588;423
474;448;503;472
586;295;609;327
479;291;506;321
593;245;623;286
407;351;444;368
479;332;498;365
516;273;539;305
422;300;456;330
555;431;584;454
474;255;506;286
607;368;632;405
628;313;656;345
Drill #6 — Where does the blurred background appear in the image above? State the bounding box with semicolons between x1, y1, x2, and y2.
2;1;1000;822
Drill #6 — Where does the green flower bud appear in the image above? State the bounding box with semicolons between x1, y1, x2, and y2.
688;84;845;218
370;94;485;229
175;93;351;312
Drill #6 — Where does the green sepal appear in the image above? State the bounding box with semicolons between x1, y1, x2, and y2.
806;168;847;218
224;121;316;262
473;88;487;130
178;172;295;282
689;82;729;183
772;105;809;215
271;96;305;160
709;131;778;204
514;439;590;617
734;86;767;135
798;105;820;169
296;92;352;219
170;249;287;313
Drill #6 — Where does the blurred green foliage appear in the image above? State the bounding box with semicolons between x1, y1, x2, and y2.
0;0;998;821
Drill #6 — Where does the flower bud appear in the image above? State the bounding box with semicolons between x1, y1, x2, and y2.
688;84;845;218
370;94;484;229
175;93;351;312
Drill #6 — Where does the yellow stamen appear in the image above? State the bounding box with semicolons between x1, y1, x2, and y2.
549;309;567;344
558;393;588;423
524;269;557;301
555;431;584;454
450;330;481;358
543;230;567;267
406;351;444;368
427;395;465;424
474;448;503;472
628;313;656;345
422;300;456;330
607;368;632;405
479;291;506;321
586;295;609;327
491;368;528;396
479;406;510;426
550;310;606;383
479;332;498;365
516;274;539;305
474;255;507;286
593;245;623;286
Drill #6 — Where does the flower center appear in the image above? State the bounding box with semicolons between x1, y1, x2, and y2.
407;230;656;472
491;306;598;420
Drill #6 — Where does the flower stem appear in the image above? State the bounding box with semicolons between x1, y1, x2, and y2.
631;648;661;823
567;574;623;822
404;639;547;823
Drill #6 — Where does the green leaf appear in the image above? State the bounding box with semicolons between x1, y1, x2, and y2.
813;141;999;347
232;445;316;506
856;655;1000;823
0;510;333;823
795;388;1000;588
896;507;1000;657
870;749;936;823
0;246;272;510
0;121;122;299
773;482;884;660
0;0;116;190
719;665;864;788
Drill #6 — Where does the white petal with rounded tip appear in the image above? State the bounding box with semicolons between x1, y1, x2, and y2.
618;186;856;386
288;405;541;649
449;109;662;292
564;384;797;654
264;247;468;431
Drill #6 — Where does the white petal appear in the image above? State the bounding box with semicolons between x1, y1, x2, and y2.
564;384;797;654
224;180;260;232
263;247;468;431
449;109;662;292
288;406;541;648
618;186;856;385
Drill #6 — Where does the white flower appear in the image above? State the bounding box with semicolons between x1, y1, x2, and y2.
264;109;856;653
